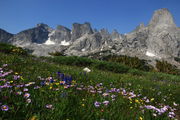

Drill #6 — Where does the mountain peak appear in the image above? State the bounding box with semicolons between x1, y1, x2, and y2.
36;23;49;28
71;22;93;40
148;8;176;28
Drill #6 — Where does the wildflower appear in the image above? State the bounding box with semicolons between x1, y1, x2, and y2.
153;113;157;117
64;85;69;89
102;93;109;97
24;93;30;98
81;104;85;107
173;102;178;106
40;81;46;86
13;75;20;80
145;99;150;103
26;99;31;103
97;91;102;93
150;98;154;101
94;101;101;107
50;79;54;83
83;67;91;73
34;86;40;89
60;81;65;85
49;86;52;89
20;76;24;80
72;80;76;84
111;95;116;99
168;112;175;118
3;64;8;67
55;83;59;85
29;115;38;120
76;87;82;90
135;99;140;104
23;88;28;92
1;105;9;111
46;104;53;109
16;91;22;95
103;101;109;106
90;90;96;93
139;116;143;120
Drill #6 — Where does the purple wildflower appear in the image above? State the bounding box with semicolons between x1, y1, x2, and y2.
23;88;28;92
103;101;109;106
94;101;101;107
1;105;9;111
24;93;30;98
16;91;22;95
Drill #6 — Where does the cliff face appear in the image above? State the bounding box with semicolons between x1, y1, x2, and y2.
0;8;180;66
0;29;13;43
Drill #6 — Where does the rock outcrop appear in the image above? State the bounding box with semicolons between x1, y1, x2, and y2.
71;22;93;41
0;8;180;67
9;23;51;46
0;29;13;43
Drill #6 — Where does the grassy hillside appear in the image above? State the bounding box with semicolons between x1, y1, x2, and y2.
0;44;180;120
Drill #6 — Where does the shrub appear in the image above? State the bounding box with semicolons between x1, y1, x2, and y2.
156;60;180;75
174;57;180;63
102;55;151;71
52;56;94;67
48;51;65;56
0;43;28;55
128;69;145;76
94;61;129;73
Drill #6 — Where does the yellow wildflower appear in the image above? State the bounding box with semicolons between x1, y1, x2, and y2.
151;98;154;101
55;83;59;85
29;115;38;120
139;116;143;120
20;76;24;80
135;99;140;103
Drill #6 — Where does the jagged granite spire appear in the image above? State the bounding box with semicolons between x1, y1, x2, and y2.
148;8;176;28
71;22;93;40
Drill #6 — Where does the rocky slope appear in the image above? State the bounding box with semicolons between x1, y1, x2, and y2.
0;8;180;67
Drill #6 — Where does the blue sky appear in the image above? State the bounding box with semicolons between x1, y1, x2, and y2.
0;0;180;34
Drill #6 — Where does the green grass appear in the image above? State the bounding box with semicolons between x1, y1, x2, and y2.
0;50;180;119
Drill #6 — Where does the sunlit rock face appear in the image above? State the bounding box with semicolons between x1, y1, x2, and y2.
0;8;180;67
147;8;180;59
71;22;93;41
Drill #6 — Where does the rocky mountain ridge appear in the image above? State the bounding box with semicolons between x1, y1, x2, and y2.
1;8;180;67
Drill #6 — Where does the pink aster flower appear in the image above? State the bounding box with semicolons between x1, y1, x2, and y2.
24;93;30;98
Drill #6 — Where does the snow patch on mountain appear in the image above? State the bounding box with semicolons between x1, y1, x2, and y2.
146;51;156;57
44;38;55;45
60;40;70;46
